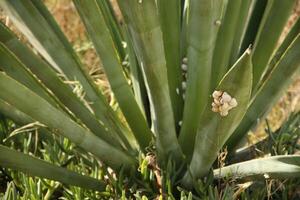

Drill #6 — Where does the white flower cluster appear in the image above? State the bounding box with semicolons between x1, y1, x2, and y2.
211;91;237;117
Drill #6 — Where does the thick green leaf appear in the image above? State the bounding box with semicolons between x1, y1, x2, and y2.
0;99;55;143
179;0;225;157
0;73;135;170
252;0;296;91
123;26;149;119
0;145;105;191
240;0;267;54
227;34;300;151
0;0;130;144
157;0;184;127
0;22;125;149
180;0;189;58
72;0;152;150
182;50;252;187
95;0;125;60
211;0;242;88
214;155;300;180
0;99;33;126
229;0;255;65
117;0;183;163
265;18;300;80
0;44;58;108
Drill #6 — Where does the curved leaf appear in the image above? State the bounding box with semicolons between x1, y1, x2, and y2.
0;72;135;170
0;43;58;108
117;0;183;163
157;0;184;127
0;22;125;149
252;0;296;90
0;145;105;191
214;155;300;180
72;0;152;150
227;34;300;151
240;0;267;54
229;0;256;64
0;0;130;146
179;0;225;158
211;0;242;88
265;18;300;80
182;49;252;187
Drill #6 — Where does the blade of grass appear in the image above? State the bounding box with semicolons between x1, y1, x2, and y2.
182;50;252;187
72;0;152;150
227;34;300;151
229;112;300;163
214;155;300;180
179;0;225;157
0;145;106;191
0;72;136;170
117;0;183;163
251;0;296;91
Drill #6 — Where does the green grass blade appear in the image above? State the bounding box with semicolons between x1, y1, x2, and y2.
0;73;136;170
214;155;300;180
182;50;252;187
0;145;106;191
0;22;125;150
72;0;152;150
229;112;300;164
252;0;296;91
227;34;300;151
211;0;242;88
0;0;130;143
157;0;184;127
179;0;225;157
3;182;17;200
117;0;183;163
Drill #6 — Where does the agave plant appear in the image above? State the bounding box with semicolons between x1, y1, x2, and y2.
0;0;299;196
